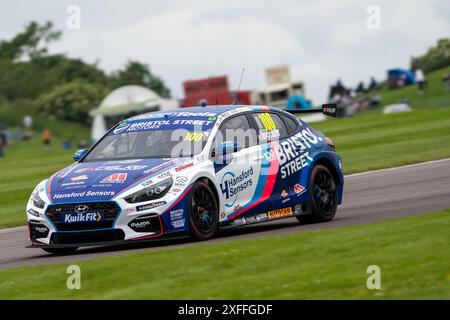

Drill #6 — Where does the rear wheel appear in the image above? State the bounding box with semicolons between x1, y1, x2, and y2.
42;247;78;255
188;181;218;240
296;164;337;223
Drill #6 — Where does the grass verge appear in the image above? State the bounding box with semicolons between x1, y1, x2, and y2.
0;209;449;299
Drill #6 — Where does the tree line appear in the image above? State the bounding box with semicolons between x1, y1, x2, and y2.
0;21;171;124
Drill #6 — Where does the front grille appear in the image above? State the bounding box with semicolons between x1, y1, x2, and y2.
46;202;121;231
51;229;125;244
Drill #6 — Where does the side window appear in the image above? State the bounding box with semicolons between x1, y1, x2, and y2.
252;112;289;143
281;114;300;135
215;115;257;149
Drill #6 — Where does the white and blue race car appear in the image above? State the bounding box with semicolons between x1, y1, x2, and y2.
26;104;343;254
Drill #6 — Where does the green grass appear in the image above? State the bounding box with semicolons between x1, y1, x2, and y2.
312;107;450;173
0;138;77;228
0;99;90;141
1;106;450;228
0;209;449;299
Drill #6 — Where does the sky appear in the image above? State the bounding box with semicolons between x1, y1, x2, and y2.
0;0;449;103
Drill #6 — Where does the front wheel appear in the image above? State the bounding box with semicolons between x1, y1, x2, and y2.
296;164;337;223
42;247;78;255
188;181;219;241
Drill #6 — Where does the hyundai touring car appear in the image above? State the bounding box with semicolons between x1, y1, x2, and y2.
26;105;343;254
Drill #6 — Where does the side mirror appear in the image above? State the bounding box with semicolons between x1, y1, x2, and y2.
213;141;241;157
72;149;88;162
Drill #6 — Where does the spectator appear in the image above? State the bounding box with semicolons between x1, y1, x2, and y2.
0;125;7;158
415;68;426;94
442;73;450;91
355;81;365;95
42;128;52;151
410;56;418;73
23;115;33;140
368;77;379;91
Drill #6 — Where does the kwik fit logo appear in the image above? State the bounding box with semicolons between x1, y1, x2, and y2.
220;167;254;207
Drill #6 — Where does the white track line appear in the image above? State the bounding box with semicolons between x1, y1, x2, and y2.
0;226;26;234
345;158;450;178
2;158;450;234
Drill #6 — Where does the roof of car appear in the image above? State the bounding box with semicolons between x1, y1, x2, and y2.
127;105;276;121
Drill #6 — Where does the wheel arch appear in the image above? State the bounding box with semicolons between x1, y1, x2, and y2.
311;156;343;186
197;177;221;210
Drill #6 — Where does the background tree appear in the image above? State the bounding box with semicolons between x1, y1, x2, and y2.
418;38;450;73
0;21;61;61
37;82;107;123
111;60;171;98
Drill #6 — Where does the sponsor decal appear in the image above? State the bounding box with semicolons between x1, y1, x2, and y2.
256;213;269;222
129;220;151;229
132;111;217;120
233;204;242;212
281;189;288;198
71;175;88;181
107;159;142;164
61;181;85;188
268;207;293;219
175;162;194;172
294;184;306;195
113;121;131;134
259;129;280;141
220;167;254;207
172;188;182;193
233;217;246;225
263;128;322;179
143;160;179;174
231;213;269;226
100;173;128;184
220;211;226;219
136;201;167;211
141;179;154;188
170;209;185;228
157;171;172;179
75;165;147;173
53;190;115;200
282;197;291;204
174;176;188;188
62;212;103;223
124;208;135;214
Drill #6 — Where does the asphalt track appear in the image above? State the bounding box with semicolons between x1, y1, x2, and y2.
1;158;450;270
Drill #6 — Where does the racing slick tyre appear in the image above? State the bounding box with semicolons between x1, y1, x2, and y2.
296;164;337;224
188;181;219;241
42;247;78;255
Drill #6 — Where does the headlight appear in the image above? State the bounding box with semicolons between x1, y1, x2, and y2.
32;190;46;209
124;177;173;204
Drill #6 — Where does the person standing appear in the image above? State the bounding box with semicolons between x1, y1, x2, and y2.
23;115;33;140
0;126;7;158
42;128;52;151
415;68;426;94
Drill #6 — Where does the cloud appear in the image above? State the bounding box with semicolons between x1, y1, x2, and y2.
2;0;449;103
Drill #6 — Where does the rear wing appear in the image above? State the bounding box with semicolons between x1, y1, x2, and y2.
285;103;338;118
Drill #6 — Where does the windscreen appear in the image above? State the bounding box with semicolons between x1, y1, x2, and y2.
84;116;217;161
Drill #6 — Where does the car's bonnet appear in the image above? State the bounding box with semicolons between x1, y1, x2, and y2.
46;158;189;204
